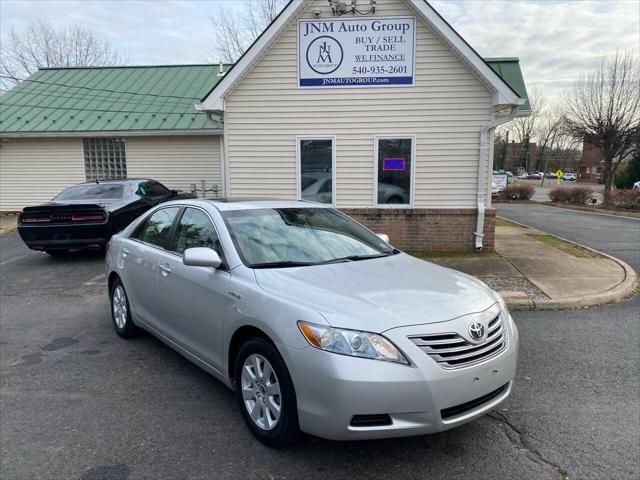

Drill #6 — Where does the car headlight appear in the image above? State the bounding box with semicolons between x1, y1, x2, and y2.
297;321;409;365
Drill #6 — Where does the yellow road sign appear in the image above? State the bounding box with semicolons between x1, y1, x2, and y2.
555;169;564;178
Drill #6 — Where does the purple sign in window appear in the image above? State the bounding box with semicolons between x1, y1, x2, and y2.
382;157;406;171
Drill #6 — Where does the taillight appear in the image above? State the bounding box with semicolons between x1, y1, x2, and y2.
71;213;106;222
21;216;51;223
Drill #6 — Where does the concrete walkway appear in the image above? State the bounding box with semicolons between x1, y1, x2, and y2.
432;224;637;310
0;215;17;234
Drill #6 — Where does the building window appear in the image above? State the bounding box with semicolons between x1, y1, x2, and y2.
375;136;414;206
83;138;127;181
297;137;335;204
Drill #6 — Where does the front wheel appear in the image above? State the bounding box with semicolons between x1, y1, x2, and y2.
235;337;299;447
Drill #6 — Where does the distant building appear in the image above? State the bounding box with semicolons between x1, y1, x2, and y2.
578;135;604;183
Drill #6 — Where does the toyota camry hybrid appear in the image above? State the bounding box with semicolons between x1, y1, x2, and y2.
105;199;519;446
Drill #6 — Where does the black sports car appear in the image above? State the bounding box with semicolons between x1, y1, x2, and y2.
17;179;194;255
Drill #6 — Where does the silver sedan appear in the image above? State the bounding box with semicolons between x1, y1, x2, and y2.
105;200;519;446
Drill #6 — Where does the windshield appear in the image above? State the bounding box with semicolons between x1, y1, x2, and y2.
54;183;124;201
222;208;395;268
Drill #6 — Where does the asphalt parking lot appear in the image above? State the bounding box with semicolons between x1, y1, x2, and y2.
1;231;638;480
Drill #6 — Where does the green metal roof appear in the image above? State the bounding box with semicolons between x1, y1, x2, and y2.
0;59;529;135
485;58;530;111
0;65;229;134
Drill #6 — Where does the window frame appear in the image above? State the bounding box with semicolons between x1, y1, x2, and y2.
296;135;337;206
373;135;416;208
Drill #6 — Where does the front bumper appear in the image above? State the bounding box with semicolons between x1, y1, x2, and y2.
279;313;519;441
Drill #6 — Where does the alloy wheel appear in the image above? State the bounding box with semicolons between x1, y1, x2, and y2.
112;285;128;329
241;353;282;430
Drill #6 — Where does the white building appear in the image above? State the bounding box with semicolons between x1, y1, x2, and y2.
0;0;530;251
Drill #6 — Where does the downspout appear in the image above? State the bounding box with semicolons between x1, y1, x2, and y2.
475;106;518;250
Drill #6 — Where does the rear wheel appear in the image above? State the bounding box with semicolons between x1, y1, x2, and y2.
235;337;299;447
45;249;69;256
110;279;140;338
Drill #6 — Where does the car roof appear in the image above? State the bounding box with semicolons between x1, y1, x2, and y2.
202;199;327;212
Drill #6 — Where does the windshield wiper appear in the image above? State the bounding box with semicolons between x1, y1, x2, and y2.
251;261;316;269
319;252;391;264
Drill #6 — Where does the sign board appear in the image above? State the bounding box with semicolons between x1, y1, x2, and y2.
298;16;415;88
492;174;508;191
383;157;405;171
555;169;564;178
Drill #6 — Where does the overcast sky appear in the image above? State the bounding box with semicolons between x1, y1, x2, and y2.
1;0;638;103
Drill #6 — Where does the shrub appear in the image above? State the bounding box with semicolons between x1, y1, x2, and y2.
611;189;640;209
548;187;594;204
614;153;640;189
500;184;534;200
549;187;572;202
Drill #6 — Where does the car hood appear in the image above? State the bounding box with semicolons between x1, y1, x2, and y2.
253;253;497;333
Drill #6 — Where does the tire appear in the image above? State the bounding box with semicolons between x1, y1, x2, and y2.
235;337;299;447
45;249;69;256
110;278;140;339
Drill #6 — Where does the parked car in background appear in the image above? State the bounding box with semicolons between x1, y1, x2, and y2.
517;172;528;179
492;181;499;197
18;179;193;256
527;173;542;180
545;172;556;179
562;173;577;181
633;180;639;190
106;200;519;446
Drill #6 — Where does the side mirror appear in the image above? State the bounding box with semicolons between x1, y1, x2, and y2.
170;189;178;197
183;247;222;268
376;233;390;243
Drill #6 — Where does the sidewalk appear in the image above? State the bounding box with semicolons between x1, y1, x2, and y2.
0;214;17;234
428;221;637;310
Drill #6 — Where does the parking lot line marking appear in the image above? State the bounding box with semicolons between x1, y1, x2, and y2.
84;273;106;286
0;253;35;266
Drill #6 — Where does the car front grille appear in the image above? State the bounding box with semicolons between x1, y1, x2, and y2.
409;315;506;369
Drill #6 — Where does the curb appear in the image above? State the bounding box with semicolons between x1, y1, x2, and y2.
495;217;638;311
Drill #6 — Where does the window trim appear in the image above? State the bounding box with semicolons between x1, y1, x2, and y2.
373;135;416;208
296;135;337;206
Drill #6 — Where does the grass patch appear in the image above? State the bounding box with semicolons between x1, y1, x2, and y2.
410;250;499;259
526;234;600;258
495;217;527;228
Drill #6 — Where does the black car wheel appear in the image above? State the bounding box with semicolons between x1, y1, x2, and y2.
235;337;299;447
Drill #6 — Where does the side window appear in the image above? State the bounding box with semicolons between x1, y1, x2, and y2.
131;207;180;248
376;137;413;206
138;181;170;199
172;208;222;256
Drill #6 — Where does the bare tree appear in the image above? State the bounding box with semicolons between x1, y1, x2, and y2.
502;90;543;171
562;52;640;203
0;20;123;91
210;0;288;63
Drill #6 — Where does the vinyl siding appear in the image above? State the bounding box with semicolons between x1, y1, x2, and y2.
223;0;493;208
126;136;222;197
0;138;84;211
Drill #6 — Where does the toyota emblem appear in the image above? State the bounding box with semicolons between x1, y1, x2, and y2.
469;322;485;341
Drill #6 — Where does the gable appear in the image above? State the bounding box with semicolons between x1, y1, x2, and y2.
199;0;525;112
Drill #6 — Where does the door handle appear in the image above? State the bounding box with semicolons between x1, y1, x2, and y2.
159;264;172;276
